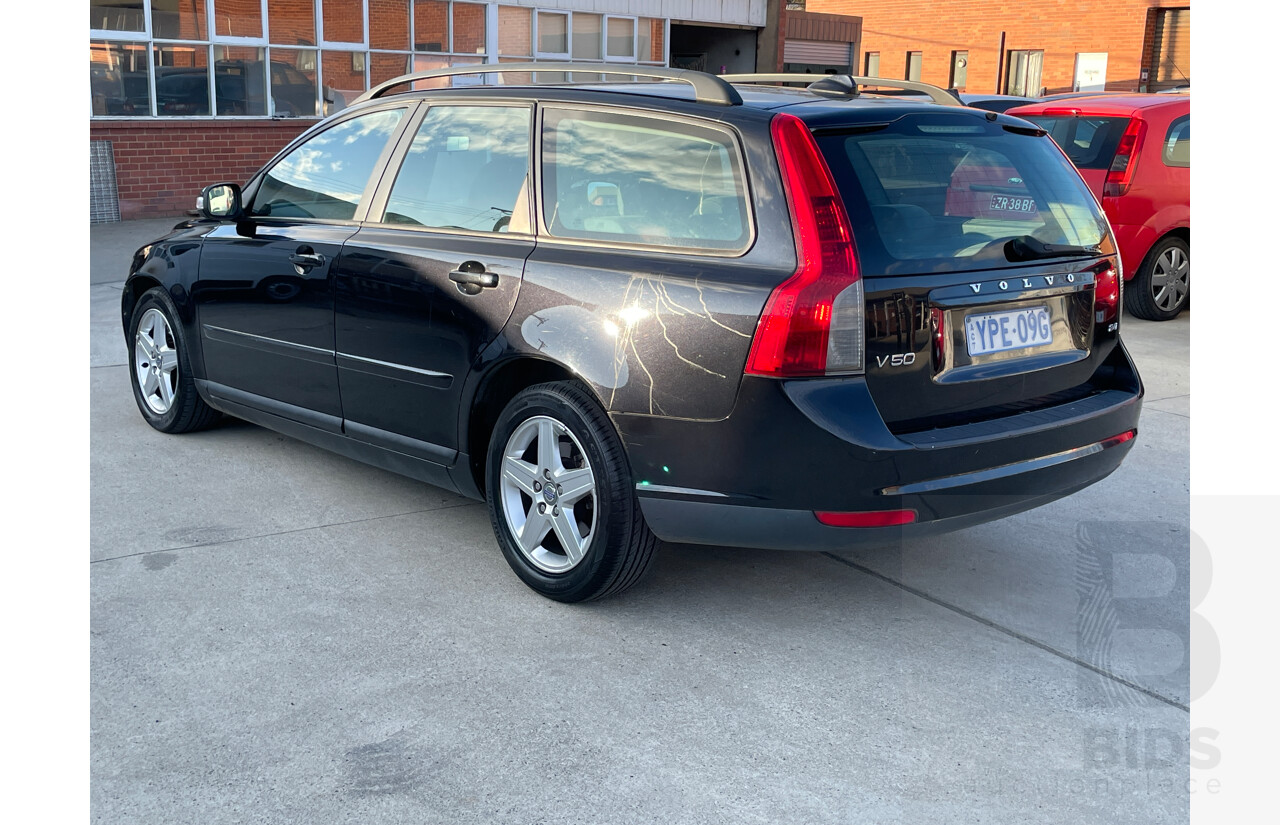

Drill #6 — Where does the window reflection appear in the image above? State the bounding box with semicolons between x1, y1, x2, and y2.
154;44;211;116
91;40;151;116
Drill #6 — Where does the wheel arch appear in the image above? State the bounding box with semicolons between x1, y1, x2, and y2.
462;356;607;498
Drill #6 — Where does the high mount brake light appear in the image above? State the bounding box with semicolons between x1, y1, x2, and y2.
1105;117;1146;198
745;113;864;377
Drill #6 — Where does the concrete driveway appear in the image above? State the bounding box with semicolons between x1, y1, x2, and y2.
91;218;1190;824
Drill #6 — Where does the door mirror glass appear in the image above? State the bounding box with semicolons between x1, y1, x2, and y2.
200;182;243;219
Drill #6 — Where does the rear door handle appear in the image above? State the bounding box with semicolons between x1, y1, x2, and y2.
449;261;499;295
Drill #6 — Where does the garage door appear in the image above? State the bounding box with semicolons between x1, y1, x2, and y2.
1148;8;1190;91
784;39;852;67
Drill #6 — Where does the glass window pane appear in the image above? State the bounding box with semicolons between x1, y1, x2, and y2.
414;0;449;52
269;49;317;116
453;2;486;55
370;0;410;50
90;40;151;116
384;106;532;232
371;52;412;87
91;1;145;32
906;52;922;82
214;0;263;38
151;0;207;40
323;0;365;44
498;6;531;57
543;109;749;250
538;13;568;55
321;50;368;116
572;14;601;61
637;18;662;62
865;52;879;77
253;108;406;220
410;54;450;89
214;46;267;115
1163;115;1190;167
606;18;634;59
154;45;211;115
268;0;315;46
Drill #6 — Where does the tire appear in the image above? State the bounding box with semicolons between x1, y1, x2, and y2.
128;287;220;434
485;381;657;602
1124;236;1189;321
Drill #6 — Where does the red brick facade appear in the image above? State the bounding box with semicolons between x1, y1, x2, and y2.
90;120;311;220
808;0;1189;94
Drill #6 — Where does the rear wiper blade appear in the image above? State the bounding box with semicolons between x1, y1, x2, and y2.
1005;236;1101;262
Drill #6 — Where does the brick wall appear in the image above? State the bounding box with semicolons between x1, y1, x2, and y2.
808;0;1190;94
90;120;313;219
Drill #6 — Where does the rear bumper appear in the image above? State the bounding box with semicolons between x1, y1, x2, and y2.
618;342;1142;549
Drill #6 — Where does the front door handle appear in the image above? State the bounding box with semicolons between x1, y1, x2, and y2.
289;248;326;272
449;261;499;295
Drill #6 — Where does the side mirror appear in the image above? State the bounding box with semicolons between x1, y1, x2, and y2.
198;182;243;220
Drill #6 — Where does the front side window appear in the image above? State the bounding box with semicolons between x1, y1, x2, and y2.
542;108;750;251
252;108;406;221
1163;114;1190;167
382;105;532;233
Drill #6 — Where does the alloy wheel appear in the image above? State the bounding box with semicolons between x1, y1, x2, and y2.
498;415;598;574
1151;245;1189;312
134;308;179;415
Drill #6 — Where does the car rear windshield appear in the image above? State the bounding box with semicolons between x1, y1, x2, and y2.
1020;115;1129;170
817;113;1109;276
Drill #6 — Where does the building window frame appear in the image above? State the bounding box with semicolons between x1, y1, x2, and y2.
905;50;922;82
949;50;967;90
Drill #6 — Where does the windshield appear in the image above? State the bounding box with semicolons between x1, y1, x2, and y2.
817;113;1110;276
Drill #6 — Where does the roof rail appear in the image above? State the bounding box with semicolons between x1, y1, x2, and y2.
720;74;963;107
352;62;744;107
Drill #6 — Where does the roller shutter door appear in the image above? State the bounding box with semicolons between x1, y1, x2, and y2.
784;39;852;66
1149;8;1190;91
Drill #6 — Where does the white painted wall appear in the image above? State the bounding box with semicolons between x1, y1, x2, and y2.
517;0;763;27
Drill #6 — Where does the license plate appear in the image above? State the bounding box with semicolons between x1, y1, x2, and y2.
965;306;1052;356
989;194;1037;213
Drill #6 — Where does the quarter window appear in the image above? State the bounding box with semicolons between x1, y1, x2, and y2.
252;107;406;221
1163;115;1190;167
382;105;533;233
542;108;750;251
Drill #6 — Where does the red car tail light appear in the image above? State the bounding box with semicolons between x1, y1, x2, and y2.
1104;117;1147;198
746;113;864;377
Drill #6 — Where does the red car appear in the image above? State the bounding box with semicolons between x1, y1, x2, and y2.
1007;95;1190;320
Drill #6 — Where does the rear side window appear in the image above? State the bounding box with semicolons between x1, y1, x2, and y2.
252;108;405;220
541;108;750;251
1021;115;1129;170
1163;115;1190;167
818;114;1108;276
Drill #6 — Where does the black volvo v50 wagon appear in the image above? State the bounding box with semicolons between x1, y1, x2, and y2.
122;66;1142;601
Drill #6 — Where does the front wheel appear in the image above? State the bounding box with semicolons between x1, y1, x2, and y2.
1125;236;1189;321
128;287;219;433
485;381;657;602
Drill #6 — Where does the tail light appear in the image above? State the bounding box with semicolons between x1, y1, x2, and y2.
745;113;864;377
1090;259;1120;325
1104;117;1146;198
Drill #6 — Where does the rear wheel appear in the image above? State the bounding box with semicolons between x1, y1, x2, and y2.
1125;236;1189;321
485;381;657;602
128;288;219;433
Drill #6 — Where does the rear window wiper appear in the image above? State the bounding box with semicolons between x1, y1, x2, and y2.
1005;235;1101;262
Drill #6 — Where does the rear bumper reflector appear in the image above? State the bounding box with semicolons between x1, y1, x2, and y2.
815;509;919;528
